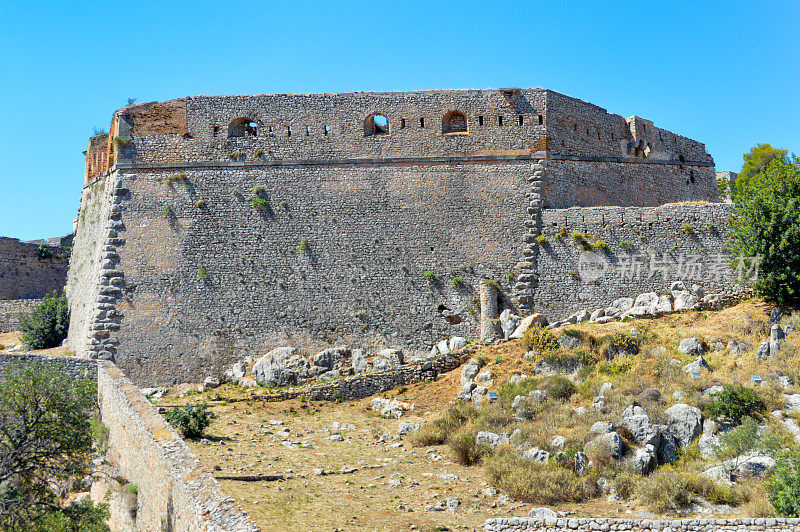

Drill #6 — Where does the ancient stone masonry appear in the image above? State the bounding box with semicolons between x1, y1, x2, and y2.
67;88;733;386
0;236;69;300
484;516;800;531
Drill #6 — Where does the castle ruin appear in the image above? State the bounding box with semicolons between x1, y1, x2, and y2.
66;88;742;386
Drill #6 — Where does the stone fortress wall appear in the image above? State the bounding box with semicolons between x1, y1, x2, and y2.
0;236;69;300
68;88;738;387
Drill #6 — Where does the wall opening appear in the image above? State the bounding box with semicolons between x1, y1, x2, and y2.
442;111;467;134
287;125;292;137
498;116;503;126
419;117;425;128
228;118;257;138
364;114;389;136
306;125;311;136
212;126;219;137
518;115;524;126
323;125;330;135
538;115;543;125
400;118;406;129
268;126;274;136
478;115;484;126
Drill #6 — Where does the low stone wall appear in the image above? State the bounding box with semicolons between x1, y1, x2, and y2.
0;298;42;333
97;362;259;531
484;516;800;531
0;352;96;380
305;350;470;401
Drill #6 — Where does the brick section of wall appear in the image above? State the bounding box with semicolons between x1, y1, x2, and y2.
0;237;69;299
535;203;746;321
0;353;96;380
485;516;800;531
0;299;42;333
97;361;259;531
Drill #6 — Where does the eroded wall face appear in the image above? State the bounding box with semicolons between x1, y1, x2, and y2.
535;204;741;320
108;162;530;385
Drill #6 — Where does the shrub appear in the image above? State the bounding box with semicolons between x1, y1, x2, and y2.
254;149;264;158
450;276;463;286
523;326;558;354
113;136;131;147
571;230;585;242
540;349;596;371
634;467;697;513
592;239;608;252
298;239;310;253
195;198;206;208
409;403;478;447
494;355;503;364
482;278;501;291
161;204;172;218
250;198;268;210
164;403;217;439
37;243;54;260
705;384;765;424
542;375;576;401
252;185;265;195
20;293;69;349
448;426;488;465
727;154;800;305
423;270;436;282
164;172;186;184
536;235;548;245
484;449;598;504
619;240;634;250
197;268;208;281
765;448;800;517
599;331;641;358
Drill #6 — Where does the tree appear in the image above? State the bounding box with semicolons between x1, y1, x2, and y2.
164;403;217;439
0;361;105;529
711;416;781;483
765;448;800;517
727;153;800;306
735;143;789;194
19;293;70;349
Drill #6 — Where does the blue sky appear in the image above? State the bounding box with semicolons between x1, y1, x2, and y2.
1;0;798;240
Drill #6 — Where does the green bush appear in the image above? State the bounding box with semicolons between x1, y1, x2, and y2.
423;270;436;282
448;426;489;465
298;239;310;253
37;243;54;260
634;466;700;513
164;403;217;439
705;384;766;424
727;152;800;305
20;293;69;349
599;331;641;358
542;375;576;400
250;198;268;210
765;448;800;517
482;278;501;291
450;276;463;286
523;325;558;354
540;349;596;371
619;240;634;250
536;235;548;245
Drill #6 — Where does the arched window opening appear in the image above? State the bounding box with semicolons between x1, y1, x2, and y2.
364;114;389;136
228;118;257;138
442;111;468;134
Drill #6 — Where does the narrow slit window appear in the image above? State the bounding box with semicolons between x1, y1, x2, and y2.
538;115;543;125
306;125;311;136
573;124;578;131
420;117;425;128
478;115;484;126
400;118;406;129
498;116;503;126
518;115;523;126
212;126;219;136
268;125;274;135
287;126;292;137
323;125;329;135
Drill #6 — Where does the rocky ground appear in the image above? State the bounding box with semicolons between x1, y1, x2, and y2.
154;298;800;531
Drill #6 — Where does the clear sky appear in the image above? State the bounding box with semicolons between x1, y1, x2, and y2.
1;0;798;240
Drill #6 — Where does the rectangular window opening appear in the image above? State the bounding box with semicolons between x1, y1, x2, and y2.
212;126;219;136
498;116;503;126
419;117;425;128
518;115;523;126
538;115;543;125
268;125;274;136
323;125;330;135
306;125;311;136
400;118;406;129
478;115;484;126
287;126;292;137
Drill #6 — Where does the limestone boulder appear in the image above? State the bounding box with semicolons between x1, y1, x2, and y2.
630;444;656;475
683;355;711;374
253;347;310;387
611;297;635;311
509;313;548;339
522;447;550;463
584;431;623;459
458;382;477;401
449;336;468;351
313;346;349;369
378;348;404;367
351;349;368;374
224;362;245;383
665;403;703;446
372;357;392;372
461;359;481;385
500;309;521;338
678;338;706;355
476;431;509;447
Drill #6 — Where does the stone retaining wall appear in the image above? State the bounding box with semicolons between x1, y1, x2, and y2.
484;516;800;531
0;298;42;333
97;361;259;531
0;352;96;380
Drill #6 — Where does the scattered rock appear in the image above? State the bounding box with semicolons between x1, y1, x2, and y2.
550;435;566;450
630;444;656;475
449;336;468;351
458;382;477;401
784;394;800;412
461;359;481;385
379;348;404;368
328;434;344;441
398;422;421;436
313;346;349;369
557;333;582;350
253;347;310;387
665;403;703;446
476;431;509;447
612;297;635;311
509;313;548;339
471;385;488;405
727;339;751;355
756;341;771;361
351;349;368;374
522;447;550;463
500;309;521;338
370;398;413;419
224;362;245;383
585;432;623;459
528;507;559;518
476;370;494;386
683;356;711;374
678;338;706;355
590;421;615;434
574;451;588;476
140;387;168;399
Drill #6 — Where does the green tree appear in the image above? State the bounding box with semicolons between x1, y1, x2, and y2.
727;154;800;306
0;362;104;529
765;448;800;517
735;143;789;193
165;403;217;439
19;293;70;349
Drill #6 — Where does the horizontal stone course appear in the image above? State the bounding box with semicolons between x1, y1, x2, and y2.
484;516;800;531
